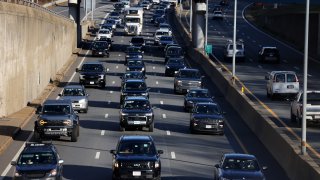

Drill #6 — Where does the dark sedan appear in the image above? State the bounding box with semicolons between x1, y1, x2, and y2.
120;71;146;86
165;46;183;63
190;102;225;135
164;57;186;76
184;88;215;112
125;46;144;64
158;36;174;49
214;153;267;180
126;59;146;75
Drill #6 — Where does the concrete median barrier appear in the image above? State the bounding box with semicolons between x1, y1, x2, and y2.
0;2;76;117
170;8;320;180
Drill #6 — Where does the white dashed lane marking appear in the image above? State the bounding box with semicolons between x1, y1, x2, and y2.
101;130;105;136
105;114;109;118
110;91;113;94
160;101;163;105
171;152;176;159
156;81;158;85
95;152;100;159
166;131;171;135
153;66;155;70
116;66;119;69
162;114;166;119
112;81;115;84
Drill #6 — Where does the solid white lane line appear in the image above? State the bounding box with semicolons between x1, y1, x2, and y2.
1;131;33;179
160;101;163;105
294;66;299;70
110;91;113;94
95;152;100;159
162;114;166;119
101;130;105;136
105;114;109;118
166;131;171;135
171;152;176;159
258;65;262;69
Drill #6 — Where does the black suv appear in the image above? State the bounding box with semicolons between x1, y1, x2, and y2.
119;96;155;132
91;40;110;57
120;79;150;104
98;37;113;50
125;46;144;64
184;88;215;112
130;36;145;50
120;71;146;86
34;99;80;142
126;59;146;75
190;102;225;135
165;57;186;77
11;143;64;180
110;135;163;180
165;46;184;63
76;61;107;88
258;46;280;63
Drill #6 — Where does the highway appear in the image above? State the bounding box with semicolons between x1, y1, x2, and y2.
181;0;320;164
0;1;289;179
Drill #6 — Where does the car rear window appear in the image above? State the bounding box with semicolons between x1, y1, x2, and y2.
286;74;297;82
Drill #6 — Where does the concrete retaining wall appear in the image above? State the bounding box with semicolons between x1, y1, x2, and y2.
0;2;76;117
170;9;320;180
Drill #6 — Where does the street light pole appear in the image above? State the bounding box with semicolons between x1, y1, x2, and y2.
91;0;94;20
190;0;192;32
205;0;208;48
232;0;237;84
301;0;310;155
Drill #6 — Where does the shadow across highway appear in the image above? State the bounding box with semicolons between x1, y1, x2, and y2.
63;165;112;180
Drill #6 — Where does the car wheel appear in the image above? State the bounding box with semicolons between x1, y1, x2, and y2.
71;126;79;142
120;126;125;132
173;85;177;94
100;82;106;89
290;110;296;122
266;89;270;98
83;107;88;113
148;123;154;132
34;130;41;142
189;123;195;134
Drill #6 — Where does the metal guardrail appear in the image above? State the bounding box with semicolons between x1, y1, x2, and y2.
0;0;73;22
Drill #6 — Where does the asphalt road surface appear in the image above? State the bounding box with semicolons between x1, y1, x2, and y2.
0;1;289;179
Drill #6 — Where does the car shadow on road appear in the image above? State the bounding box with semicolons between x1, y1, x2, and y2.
79;119;119;132
63;165;112;180
0;125;32;142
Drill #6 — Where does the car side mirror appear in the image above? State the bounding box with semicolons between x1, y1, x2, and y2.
58;160;64;164
76;68;79;72
110;150;116;155
158;150;164;154
11;161;17;166
58;94;62;96
265;75;270;80
144;77;147;79
36;106;42;114
214;164;220;168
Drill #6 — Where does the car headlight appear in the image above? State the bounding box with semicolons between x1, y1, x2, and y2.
192;119;199;125
126;67;130;70
166;66;170;69
145;112;153;116
79;99;86;104
126;55;129;58
114;161;120;168
177;80;182;85
49;169;57;176
141;67;145;71
141;93;148;96
155;161;160;168
138;55;142;58
218;119;224;123
14;171;22;177
63;119;73;126
120;111;128;116
79;75;85;80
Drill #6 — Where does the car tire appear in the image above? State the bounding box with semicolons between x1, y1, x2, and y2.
100;82;106;89
148;123;154;132
83;107;88;113
173;85;177;94
34;130;41;142
189;123;195;134
290;110;297;122
71;126;79;142
120;126;125;132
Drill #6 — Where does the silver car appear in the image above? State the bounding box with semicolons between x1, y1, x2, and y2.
58;85;89;113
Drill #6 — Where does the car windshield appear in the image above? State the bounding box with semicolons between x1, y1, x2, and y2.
124;72;144;79
222;158;260;171
179;70;200;78
167;48;182;55
63;88;85;96
287;74;297;82
124;82;147;90
93;42;106;48
195;104;221;114
18;152;56;166
106;20;116;24
128;60;143;66
131;38;144;44
42;105;71;115
167;59;184;65
160;36;173;41
99;30;110;34
157;18;166;23
118;141;156;155
188;91;209;98
81;64;103;72
156;31;169;36
124;100;150;109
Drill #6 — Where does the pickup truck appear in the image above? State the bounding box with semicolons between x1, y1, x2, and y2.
174;68;204;94
290;91;320;125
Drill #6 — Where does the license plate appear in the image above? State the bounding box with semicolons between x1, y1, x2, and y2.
134;121;141;124
287;85;294;89
205;125;212;129
90;81;94;85
132;171;141;176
